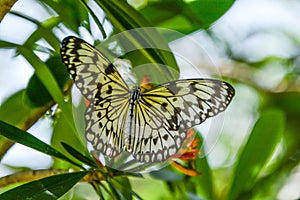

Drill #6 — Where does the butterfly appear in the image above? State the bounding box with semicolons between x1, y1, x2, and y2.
60;36;235;163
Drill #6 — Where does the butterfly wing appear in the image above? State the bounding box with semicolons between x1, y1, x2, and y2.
130;79;234;162
61;36;130;157
61;36;235;163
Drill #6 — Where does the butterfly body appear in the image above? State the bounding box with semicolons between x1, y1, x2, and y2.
126;86;140;151
60;36;235;163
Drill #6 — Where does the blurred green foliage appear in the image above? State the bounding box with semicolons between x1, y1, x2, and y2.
0;0;299;199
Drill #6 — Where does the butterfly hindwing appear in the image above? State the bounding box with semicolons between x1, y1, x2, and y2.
61;36;129;157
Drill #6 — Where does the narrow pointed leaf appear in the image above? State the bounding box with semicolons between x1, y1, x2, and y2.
0;120;81;168
61;142;98;168
227;109;285;200
95;0;179;80
190;132;213;200
0;172;87;200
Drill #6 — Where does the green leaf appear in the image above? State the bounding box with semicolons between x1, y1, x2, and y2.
0;40;19;48
59;182;99;200
0;90;32;126
110;177;135;200
40;0;90;34
269;92;300;114
0;120;82;168
0;39;75;135
61;142;98;168
107;180;122;200
0;172;87;200
139;0;197;34
25;74;53;107
150;168;184;181
227;109;285;200
25;56;69;107
16;45;62;104
51;105;88;169
95;0;179;81
17;44;80;149
139;0;235;34
80;0;107;38
190;133;213;200
26;16;61;52
187;0;235;29
0;90;54;159
9;11;60;51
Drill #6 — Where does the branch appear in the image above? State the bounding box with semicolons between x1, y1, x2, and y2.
0;169;69;188
0;169;107;188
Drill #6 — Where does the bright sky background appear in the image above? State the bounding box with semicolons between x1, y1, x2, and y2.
0;0;300;198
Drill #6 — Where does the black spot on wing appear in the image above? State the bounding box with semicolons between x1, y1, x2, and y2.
105;63;116;74
163;134;168;140
144;138;149;145
106;85;113;94
166;82;181;94
161;102;168;112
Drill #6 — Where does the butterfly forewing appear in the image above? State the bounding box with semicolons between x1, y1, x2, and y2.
61;37;129;100
61;36;130;157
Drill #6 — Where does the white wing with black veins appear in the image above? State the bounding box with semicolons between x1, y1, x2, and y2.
61;36;130;157
60;36;235;163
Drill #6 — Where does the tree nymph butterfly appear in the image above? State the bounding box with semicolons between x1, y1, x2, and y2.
60;36;235;163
